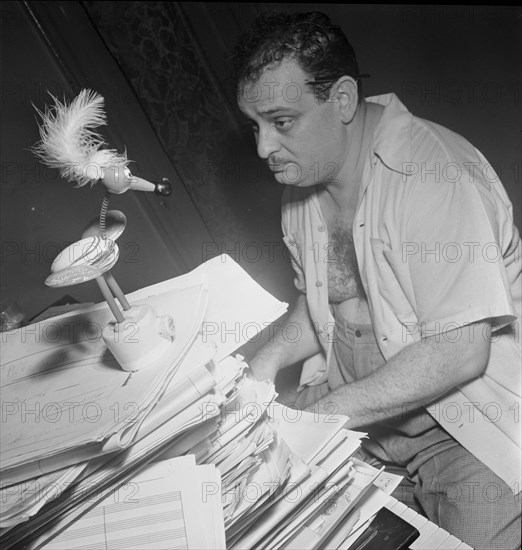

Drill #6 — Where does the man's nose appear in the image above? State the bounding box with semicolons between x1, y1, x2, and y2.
256;127;280;161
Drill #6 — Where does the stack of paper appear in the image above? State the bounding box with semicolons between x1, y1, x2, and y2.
189;374;293;528
1;354;247;548
0;255;289;549
0;339;225;546
1;273;209;486
226;405;382;550
0;336;216;528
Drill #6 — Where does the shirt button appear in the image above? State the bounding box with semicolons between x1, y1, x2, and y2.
355;329;362;338
315;281;323;287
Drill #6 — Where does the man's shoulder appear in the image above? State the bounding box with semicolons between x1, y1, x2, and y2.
410;115;480;164
369;93;481;166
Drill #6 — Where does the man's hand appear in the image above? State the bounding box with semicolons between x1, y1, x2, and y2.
248;353;281;382
247;293;322;382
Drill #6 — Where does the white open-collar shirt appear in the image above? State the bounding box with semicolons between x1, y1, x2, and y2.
282;93;521;490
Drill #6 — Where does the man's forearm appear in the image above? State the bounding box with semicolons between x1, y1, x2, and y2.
312;323;491;429
249;293;321;380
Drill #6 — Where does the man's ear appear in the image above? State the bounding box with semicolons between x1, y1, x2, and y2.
330;77;358;123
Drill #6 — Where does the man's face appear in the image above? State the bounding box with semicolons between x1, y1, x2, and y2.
237;58;348;187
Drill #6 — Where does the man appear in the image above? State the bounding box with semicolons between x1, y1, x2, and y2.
231;11;521;550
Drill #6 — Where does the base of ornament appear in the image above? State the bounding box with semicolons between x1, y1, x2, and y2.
102;304;175;372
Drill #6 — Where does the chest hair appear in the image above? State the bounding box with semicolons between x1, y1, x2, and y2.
327;221;366;303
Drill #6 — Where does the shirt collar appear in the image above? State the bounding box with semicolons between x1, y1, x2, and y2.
365;93;413;175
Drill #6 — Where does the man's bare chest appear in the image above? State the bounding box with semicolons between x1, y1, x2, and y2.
316;189;365;303
325;218;365;303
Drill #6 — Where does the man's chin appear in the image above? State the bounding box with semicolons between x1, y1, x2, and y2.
273;171;307;186
276;175;316;188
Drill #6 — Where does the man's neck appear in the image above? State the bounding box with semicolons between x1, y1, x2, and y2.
323;100;383;212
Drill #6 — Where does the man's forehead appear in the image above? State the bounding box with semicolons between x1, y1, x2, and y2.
237;59;314;111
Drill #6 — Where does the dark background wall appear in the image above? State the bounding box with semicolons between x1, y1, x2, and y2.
1;2;520;321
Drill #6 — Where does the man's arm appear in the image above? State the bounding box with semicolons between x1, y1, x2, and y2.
248;293;321;381
312;322;491;429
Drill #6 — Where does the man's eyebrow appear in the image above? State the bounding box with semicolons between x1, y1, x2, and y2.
238;107;300;125
257;107;299;116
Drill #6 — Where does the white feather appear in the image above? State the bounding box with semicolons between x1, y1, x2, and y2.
32;89;129;187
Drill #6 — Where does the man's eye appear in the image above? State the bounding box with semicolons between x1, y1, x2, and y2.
275;118;294;131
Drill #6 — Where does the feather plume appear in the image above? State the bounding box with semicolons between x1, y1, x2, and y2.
32;89;129;187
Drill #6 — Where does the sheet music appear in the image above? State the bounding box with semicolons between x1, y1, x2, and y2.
42;456;225;550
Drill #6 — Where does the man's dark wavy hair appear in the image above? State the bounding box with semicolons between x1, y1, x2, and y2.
230;11;364;102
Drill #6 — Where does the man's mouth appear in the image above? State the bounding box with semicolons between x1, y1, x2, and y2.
268;162;291;173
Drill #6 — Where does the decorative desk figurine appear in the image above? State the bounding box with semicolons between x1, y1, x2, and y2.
32;89;175;372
